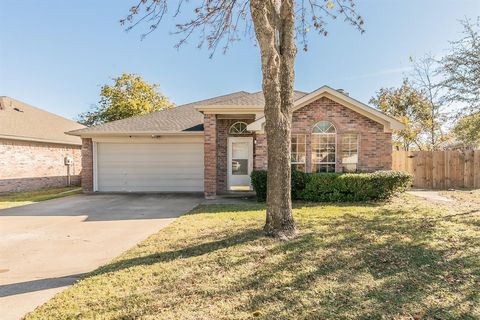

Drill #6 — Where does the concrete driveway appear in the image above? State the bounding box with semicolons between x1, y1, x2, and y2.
0;193;202;320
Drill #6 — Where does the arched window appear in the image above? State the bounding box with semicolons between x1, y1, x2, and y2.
312;121;336;173
229;121;249;135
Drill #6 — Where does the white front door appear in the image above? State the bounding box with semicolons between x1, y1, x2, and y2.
228;137;253;191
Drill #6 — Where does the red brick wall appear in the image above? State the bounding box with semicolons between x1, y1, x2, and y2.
81;138;93;192
289;97;392;172
204;114;217;198
0;138;81;193
254;133;267;170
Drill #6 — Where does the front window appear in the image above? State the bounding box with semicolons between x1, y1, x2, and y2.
291;134;306;172
229;121;249;135
342;134;358;172
312;121;336;173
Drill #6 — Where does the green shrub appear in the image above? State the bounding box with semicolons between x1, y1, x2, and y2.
250;169;310;202
250;170;268;202
301;170;413;202
250;170;412;202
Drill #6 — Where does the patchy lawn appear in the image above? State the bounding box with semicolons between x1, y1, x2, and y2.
26;194;479;320
0;187;81;209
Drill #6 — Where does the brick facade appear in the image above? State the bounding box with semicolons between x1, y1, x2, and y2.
81;138;94;192
0;138;81;193
290;97;392;172
203;114;217;198
210;96;392;196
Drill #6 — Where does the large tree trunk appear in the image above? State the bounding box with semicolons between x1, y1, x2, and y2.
250;0;297;239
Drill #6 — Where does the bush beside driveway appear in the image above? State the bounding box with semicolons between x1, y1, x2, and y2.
26;194;480;320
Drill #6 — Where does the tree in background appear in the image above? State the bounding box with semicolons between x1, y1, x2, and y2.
441;17;480;149
441;17;480;114
370;80;431;151
78;73;173;126
410;54;448;150
122;0;364;239
452;112;480;149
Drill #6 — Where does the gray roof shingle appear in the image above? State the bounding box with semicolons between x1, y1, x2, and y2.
69;90;307;136
0;96;84;145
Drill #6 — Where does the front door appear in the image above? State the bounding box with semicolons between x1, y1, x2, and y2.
228;137;253;191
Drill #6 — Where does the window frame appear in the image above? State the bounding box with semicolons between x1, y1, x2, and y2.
291;134;306;172
228;121;250;135
341;133;359;172
311;121;337;173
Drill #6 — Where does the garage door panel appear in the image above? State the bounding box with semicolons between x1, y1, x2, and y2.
96;143;204;192
99;168;204;175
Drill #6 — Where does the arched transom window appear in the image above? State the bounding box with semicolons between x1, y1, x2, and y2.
229;121;249;135
312;121;336;173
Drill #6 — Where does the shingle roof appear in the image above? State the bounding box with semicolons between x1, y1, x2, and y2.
68;90;308;136
208;90;308;106
0;96;84;145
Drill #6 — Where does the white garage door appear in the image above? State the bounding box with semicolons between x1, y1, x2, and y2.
96;143;204;192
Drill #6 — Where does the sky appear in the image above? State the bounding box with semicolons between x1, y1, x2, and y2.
0;0;479;120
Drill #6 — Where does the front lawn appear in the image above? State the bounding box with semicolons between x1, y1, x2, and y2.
27;194;479;320
440;189;480;206
0;187;81;209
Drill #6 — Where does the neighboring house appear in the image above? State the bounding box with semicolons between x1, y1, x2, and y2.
0;97;84;192
68;86;405;198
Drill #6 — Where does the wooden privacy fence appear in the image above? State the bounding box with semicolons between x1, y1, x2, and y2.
392;150;480;189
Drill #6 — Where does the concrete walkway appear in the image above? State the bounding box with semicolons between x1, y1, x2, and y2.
0;193;202;320
407;190;454;203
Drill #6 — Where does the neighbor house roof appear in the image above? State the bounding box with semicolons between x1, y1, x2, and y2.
0;96;84;145
67;87;405;136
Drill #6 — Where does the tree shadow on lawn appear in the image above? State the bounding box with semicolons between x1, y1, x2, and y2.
209;214;479;319
40;201;478;319
89;228;265;277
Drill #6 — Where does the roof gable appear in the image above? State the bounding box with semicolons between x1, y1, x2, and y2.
247;86;405;132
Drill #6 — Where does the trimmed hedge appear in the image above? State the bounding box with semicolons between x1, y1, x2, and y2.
250;170;413;202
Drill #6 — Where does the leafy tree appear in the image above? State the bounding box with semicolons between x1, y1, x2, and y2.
452;112;480;149
122;0;364;239
78;73;173;126
370;80;431;151
441;17;480;114
410;54;449;150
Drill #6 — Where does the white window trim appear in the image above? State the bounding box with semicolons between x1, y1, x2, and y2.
291;134;306;171
229;121;250;135
312;121;337;173
341;133;359;165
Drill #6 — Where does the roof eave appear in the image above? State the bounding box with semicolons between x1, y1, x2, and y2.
67;131;204;138
0;134;82;146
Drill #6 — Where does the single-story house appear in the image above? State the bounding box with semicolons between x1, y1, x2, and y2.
0;96;84;193
67;86;405;198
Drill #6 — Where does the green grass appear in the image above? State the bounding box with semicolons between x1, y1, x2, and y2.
0;187;81;209
26;194;479;320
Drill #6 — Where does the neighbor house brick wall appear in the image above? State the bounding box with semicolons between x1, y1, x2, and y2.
203;114;217;198
81;138;93;192
0;138;81;193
